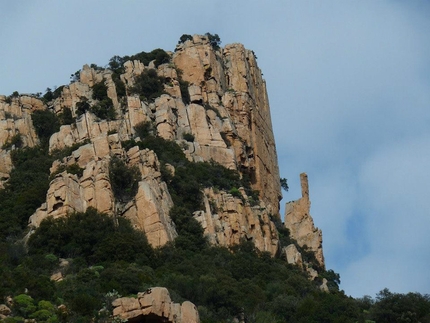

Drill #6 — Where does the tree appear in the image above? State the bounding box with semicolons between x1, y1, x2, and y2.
178;34;193;44
205;33;221;49
280;178;289;192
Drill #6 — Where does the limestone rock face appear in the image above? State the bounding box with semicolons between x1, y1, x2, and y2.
0;35;325;260
0;96;43;188
282;244;303;269
112;287;200;323
30;136;177;248
194;188;279;256
284;173;325;268
122;147;177;247
174;35;282;216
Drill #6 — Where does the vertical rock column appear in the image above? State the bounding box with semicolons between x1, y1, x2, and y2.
284;173;325;268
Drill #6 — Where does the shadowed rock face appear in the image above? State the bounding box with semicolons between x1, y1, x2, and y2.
284;173;325;268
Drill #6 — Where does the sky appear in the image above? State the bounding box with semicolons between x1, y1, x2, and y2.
1;1;430;298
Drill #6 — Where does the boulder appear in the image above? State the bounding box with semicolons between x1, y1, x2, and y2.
112;287;200;323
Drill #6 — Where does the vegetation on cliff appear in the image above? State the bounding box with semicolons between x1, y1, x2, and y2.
0;36;429;323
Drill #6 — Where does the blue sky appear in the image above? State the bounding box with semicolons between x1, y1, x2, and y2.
1;1;430;298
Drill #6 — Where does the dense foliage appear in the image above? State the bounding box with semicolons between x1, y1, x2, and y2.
128;68;166;102
109;156;141;204
4;203;427;322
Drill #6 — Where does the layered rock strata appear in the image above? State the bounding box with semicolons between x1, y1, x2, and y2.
284;173;325;268
112;287;199;323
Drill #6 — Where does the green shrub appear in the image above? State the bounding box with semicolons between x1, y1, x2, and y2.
205;33;221;50
229;187;241;198
134;121;153;138
280;177;289;192
70;70;81;82
178;34;193;44
2;133;22;150
109;156;141;203
52;86;64;100
28;208;152;265
31;110;60;145
58;107;74;125
43;88;54;102
75;97;91;116
112;73;126;98
169;206;206;251
92;81;108;101
91;97;116;120
179;79;190;104
110;48;170;70
13;294;36;317
128;69;166;102
0;146;53;240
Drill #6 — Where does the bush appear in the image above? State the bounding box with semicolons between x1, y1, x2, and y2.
178;34;193;44
13;294;36;317
134;121;153;138
58;107;74;125
179;78;190;105
109;156;141;203
75;97;91;116
91;97;116;120
229;187;241;198
28;208;152;265
280;178;289;192
0;146;53;240
128;69;166;102
92;81;108;101
205;33;221;50
31;110;60;145
2;134;22;150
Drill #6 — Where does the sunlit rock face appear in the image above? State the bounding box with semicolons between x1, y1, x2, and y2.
1;35;323;267
284;173;325;268
19;34;285;254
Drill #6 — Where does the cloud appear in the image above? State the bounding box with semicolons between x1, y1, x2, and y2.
274;1;430;296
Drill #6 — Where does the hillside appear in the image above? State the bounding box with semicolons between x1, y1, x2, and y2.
0;33;429;323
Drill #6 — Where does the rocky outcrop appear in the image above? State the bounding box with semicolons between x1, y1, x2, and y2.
194;187;278;256
284;173;324;268
112;287;199;323
25;34;283;254
0;95;41;188
122;146;177;247
0;35;327;266
30;135;177;248
0;303;11;321
282;244;303;269
174;36;282;216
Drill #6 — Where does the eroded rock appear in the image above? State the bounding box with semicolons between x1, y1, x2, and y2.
112;287;199;323
284;173;324;268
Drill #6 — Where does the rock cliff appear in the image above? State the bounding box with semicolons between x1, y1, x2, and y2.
0;34;324;268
